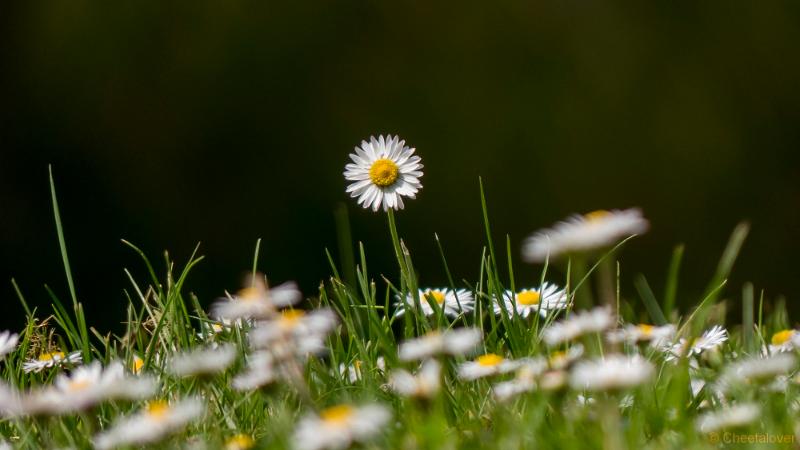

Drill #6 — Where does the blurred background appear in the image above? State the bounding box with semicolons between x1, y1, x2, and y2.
1;2;799;332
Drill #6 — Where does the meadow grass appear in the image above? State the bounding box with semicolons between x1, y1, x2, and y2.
0;169;796;450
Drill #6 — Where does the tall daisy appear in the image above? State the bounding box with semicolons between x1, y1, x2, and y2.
522;209;649;262
493;283;568;318
344;135;423;212
394;288;474;318
211;281;302;321
293;403;391;450
542;307;615;347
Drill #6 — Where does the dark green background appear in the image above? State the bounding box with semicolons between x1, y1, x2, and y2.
2;2;799;331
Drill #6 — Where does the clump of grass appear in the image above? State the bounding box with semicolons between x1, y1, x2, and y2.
0;163;795;450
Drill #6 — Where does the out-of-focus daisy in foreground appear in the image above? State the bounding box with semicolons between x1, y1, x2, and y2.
695;403;760;433
23;350;82;373
389;359;441;399
0;331;19;360
293;403;391;450
492;359;549;402
767;329;800;353
93;398;204;450
715;353;797;394
168;344;237;378
664;325;728;361
395;288;474;318
607;323;676;348
522;208;649;262
249;308;338;358
232;351;276;391
569;355;654;391
212;280;302;321
458;353;524;381
26;361;159;414
494;283;568;319
547;345;584;370
542;307;614;347
344;135;423;212
398;328;482;362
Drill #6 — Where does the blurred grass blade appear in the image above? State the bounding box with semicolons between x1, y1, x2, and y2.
663;244;683;318
633;274;667;325
742;282;754;352
49;165;77;306
703;222;749;302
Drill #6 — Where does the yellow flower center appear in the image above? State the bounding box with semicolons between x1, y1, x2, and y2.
225;434;255;450
637;324;654;336
476;353;504;367
212;323;224;333
548;351;566;366
772;330;795;346
280;309;306;328
132;356;145;374
368;158;399;187
237;287;262;302
146;400;171;420
584;210;611;222
38;351;64;362
517;291;540;306
425;290;446;305
320;404;354;425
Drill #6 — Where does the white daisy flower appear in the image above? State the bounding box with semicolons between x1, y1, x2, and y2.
607;323;676;347
542;307;615;347
522;208;649;262
664;325;728;361
716;353;797;393
0;382;26;416
0;331;19;360
394;288;474;318
26;361;159;414
696;403;760;433
569;355;654;391
92;398;204;449
211;281;302;321
168;344;237;378
493;283;568;318
491;360;549;402
547;344;584;370
22;350;82;373
249;308;338;352
398;328;482;362
293;403;391;450
232;352;276;391
767;329;800;353
344;135;423;212
389;359;441;398
458;353;524;381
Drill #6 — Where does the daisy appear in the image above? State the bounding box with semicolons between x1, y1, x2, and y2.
547;344;584;370
696;403;760;433
715;353;797;393
388;359;441;398
249;308;338;355
22;350;82;373
398;328;482;362
0;331;19;360
26;361;159;414
344;135;423;212
664;325;728;361
491;360;549;402
211;281;302;321
168;344;237;378
542;307;615;347
522;208;649;262
293;403;391;450
607;323;676;347
569;355;654;391
767;329;800;353
232;352;276;391
225;434;255;450
458;353;524;381
92;398;205;449
394;288;474;318
493;283;568;318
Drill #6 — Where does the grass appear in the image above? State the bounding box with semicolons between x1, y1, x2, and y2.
0;172;796;450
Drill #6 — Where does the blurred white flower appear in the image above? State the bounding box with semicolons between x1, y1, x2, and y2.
569;355;654;391
394;288;474;318
344;135;423;212
232;352;276;391
522;208;649;262
492;360;549;402
93;398;204;449
249;308;337;355
398;328;482;362
389;359;441;398
23;350;82;373
607;323;676;347
543;307;614;347
767;329;800;353
547;344;584;370
293;403;391;450
715;353;797;393
0;331;19;360
211;281;302;321
168;344;237;378
458;353;524;381
493;283;568;319
696;403;760;433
